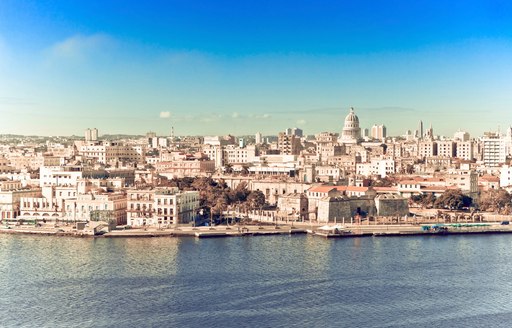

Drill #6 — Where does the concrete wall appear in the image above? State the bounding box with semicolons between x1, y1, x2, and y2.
374;195;409;217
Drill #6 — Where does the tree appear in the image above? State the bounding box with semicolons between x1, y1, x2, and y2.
224;163;234;174
434;189;472;210
479;189;512;213
247;190;266;210
411;193;436;208
240;165;250;176
372;176;396;187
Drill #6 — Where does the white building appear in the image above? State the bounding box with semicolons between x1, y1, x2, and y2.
39;166;83;187
126;188;200;227
480;132;506;167
340;107;361;144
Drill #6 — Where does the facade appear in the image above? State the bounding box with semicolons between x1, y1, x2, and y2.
223;145;256;164
277;193;309;221
418;141;437;158
0;181;41;221
456;141;474;161
79;141;143;165
62;193;127;225
480;132;506;167
126;188;199;227
277;133;301;155
40;166;83;187
437;141;456;158
157;160;215;178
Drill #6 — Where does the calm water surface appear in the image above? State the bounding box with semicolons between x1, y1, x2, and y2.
1;233;512;327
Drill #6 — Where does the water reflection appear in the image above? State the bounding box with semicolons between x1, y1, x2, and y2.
2;234;512;327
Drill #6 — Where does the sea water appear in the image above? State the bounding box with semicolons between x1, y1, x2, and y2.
1;234;512;327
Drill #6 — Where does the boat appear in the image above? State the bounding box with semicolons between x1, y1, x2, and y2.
309;225;353;238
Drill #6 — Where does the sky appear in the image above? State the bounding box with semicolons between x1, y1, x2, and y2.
1;0;512;138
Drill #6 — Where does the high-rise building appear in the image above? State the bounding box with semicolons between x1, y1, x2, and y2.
85;128;99;141
255;132;263;144
453;130;470;142
371;124;387;140
481;132;506;167
278;132;301;155
285;128;303;137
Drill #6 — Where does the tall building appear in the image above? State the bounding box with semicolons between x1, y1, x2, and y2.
481;132;506;167
285;128;303;137
453;130;470;142
278;133;301;155
255;132;263;145
371;125;387;140
85;128;99;142
418;120;424;140
340;107;361;144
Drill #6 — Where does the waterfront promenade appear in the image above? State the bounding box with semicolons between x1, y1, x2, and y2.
3;218;512;238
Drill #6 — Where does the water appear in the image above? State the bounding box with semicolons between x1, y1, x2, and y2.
2;234;512;327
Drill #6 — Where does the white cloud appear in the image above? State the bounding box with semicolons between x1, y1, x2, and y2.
296;119;307;125
248;113;271;119
48;33;113;60
159;111;171;119
232;112;240;118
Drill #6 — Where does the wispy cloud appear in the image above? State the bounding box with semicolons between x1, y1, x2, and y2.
200;113;223;123
47;33;114;60
231;112;240;119
248;113;271;119
296;119;307;125
159;111;171;119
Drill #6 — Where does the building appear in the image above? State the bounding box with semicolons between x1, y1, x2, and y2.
371;124;387;140
39;166;84;187
277;133;301;155
340;107;361;144
79;141;143;165
480;132;506;167
437;140;456;158
0;181;41;221
418;141;437;158
85;128;98;142
456;141;474;161
454;130;470;142
126;188;199;227
60;192;127;225
277;193;309;221
156;159;215;178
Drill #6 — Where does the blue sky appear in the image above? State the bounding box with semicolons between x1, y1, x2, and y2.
1;0;512;137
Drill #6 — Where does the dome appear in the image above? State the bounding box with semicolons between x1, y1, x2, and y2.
341;107;362;143
344;107;359;124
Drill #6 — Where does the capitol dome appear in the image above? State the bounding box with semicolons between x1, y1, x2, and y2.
341;107;361;143
344;107;359;124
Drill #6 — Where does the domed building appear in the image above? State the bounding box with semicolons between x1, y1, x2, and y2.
340;107;361;143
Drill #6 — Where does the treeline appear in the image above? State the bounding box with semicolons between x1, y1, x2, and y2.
162;177;266;216
411;189;512;214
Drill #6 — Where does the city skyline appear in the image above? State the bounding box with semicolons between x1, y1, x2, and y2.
1;1;512;137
